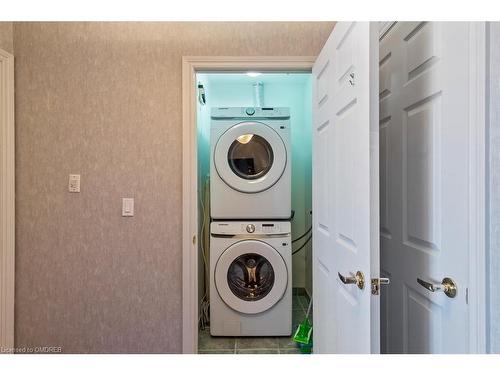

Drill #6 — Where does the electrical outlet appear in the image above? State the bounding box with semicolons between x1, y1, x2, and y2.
68;174;80;193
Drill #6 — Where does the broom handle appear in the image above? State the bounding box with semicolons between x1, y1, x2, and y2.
305;297;312;318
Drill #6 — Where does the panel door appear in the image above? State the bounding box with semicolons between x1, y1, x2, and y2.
379;22;472;353
312;21;380;354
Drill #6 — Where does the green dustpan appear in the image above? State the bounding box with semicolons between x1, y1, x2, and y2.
293;317;312;345
293;297;313;347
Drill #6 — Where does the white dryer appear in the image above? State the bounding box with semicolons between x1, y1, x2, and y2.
210;221;292;336
210;107;291;220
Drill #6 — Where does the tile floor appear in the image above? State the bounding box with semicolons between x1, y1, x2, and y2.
198;290;311;354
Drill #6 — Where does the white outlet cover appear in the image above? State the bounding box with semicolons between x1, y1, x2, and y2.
122;198;134;217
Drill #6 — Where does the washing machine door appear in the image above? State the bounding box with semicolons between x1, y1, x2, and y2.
215;239;288;314
214;121;287;193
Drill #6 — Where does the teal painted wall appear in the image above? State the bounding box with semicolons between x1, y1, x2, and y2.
197;73;312;290
196;74;211;308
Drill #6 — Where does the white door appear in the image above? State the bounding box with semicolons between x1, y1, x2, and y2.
312;22;380;354
379;22;475;354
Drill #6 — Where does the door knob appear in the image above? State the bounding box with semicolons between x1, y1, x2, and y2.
371;277;390;295
338;271;365;290
416;277;457;298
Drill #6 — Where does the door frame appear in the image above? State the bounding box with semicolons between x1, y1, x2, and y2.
180;28;488;353
0;47;15;352
181;56;315;353
467;21;487;354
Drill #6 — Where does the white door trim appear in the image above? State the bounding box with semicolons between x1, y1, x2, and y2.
181;56;315;353
0;47;15;352
467;21;487;354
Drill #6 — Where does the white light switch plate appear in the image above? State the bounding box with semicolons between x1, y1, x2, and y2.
122;198;134;217
68;174;80;193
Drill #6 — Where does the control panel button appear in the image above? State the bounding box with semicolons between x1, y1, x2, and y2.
245;107;256;116
261;223;276;233
246;224;256;233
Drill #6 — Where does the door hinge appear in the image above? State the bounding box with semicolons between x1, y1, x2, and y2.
466;287;469;304
192;234;196;245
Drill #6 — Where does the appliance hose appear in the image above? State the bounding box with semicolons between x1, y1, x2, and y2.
292;234;312;255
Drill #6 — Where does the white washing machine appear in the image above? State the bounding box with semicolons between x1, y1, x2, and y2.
210;221;292;336
210;107;291;220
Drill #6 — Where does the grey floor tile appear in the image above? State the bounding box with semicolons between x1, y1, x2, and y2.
236;337;279;350
198;329;236;350
278;335;298;349
200;290;310;355
298;295;311;310
293;308;305;318
198;349;235;354
236;349;279;354
279;347;302;354
292;309;306;327
292;295;303;310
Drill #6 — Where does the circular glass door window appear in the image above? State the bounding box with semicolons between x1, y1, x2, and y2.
227;253;275;301
227;134;274;180
214;122;287;193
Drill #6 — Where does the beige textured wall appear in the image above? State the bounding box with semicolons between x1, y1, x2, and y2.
0;22;13;54
12;22;334;353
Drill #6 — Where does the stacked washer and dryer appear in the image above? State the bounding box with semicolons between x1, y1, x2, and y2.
210;107;292;336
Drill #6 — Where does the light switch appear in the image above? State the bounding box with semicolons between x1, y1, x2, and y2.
122;198;134;217
68;174;80;193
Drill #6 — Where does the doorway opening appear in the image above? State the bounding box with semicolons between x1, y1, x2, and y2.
195;72;313;354
182;21;486;354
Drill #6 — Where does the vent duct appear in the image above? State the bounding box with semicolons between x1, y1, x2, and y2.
253;82;264;108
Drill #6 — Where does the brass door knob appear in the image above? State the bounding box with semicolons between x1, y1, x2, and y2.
338;271;365;290
417;277;457;298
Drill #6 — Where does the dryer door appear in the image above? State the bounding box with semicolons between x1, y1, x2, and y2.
214;121;287;193
215;239;288;314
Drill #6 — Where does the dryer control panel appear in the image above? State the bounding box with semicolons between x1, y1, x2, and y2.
211;107;290;119
211;221;291;235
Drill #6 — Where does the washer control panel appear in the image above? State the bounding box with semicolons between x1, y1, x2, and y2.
211;107;290;119
211;221;291;235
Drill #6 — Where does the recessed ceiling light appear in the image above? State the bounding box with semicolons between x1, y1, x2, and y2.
246;72;262;77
